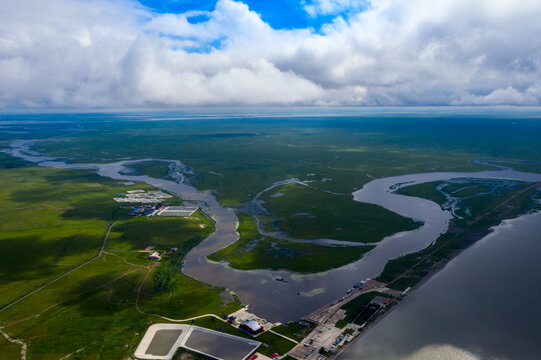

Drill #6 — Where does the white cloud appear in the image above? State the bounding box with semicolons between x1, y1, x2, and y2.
0;0;540;108
303;0;369;16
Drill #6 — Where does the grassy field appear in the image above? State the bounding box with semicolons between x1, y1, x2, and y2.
395;182;448;206
0;163;155;308
0;155;248;359
396;178;531;222
378;179;541;291
260;183;420;243
209;213;375;273
106;212;213;252
272;321;316;342
27;115;534;206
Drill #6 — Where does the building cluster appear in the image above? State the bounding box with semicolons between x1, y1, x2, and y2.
114;189;172;203
128;204;199;218
129;204;164;216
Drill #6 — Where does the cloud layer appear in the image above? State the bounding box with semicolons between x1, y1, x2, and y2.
1;0;540;108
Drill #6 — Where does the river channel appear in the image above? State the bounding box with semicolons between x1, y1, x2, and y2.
8;140;541;322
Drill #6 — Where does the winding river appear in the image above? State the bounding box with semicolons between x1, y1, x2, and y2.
7;140;541;322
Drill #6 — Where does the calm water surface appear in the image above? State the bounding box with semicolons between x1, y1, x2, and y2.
340;212;541;360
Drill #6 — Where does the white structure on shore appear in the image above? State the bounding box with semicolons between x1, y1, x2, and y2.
114;190;172;203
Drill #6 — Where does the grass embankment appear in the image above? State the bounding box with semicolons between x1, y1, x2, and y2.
260;183;420;243
0;155;243;359
335;292;392;328
379;179;541;291
121;160;171;179
208;214;375;273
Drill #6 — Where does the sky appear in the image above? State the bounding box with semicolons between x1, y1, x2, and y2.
1;0;540;109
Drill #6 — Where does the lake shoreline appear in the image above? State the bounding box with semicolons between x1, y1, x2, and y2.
333;203;540;359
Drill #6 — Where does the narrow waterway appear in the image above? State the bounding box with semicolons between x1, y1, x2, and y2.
7;140;541;322
339;211;541;360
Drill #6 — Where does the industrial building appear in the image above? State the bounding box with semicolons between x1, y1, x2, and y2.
157;206;199;217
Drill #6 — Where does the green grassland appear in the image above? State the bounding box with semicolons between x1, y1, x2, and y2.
208;214;375;273
28;116;530;207
395;182;448;206
260;183;420;243
0;164;154;307
0;156;249;359
272;321;316;342
378;179;541;291
396;178;530;221
106;211;213;251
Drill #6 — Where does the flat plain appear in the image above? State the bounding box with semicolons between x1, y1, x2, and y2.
1;111;540;359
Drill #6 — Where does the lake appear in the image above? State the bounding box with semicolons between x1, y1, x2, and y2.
339;211;541;360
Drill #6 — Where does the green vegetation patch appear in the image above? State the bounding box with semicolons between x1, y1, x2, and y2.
0;152;33;169
138;259;240;319
3;263;152;360
209;214;375;273
379;180;541;291
395;182;447;206
0;165;152;307
107;211;213;251
335;292;392;328
260;183;420;243
272;321;316;342
208;212;259;261
29;116;514;206
396;178;532;222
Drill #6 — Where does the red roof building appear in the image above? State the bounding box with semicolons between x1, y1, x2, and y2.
239;320;264;336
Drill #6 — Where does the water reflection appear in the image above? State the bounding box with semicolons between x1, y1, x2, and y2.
339;212;541;360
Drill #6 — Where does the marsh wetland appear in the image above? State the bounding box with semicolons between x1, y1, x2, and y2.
1;109;541;359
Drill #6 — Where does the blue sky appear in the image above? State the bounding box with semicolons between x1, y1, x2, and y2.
139;0;340;29
1;0;540;108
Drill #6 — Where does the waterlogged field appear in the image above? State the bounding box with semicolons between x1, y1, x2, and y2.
259;183;419;243
209;213;375;273
27;114;540;206
379;178;541;290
